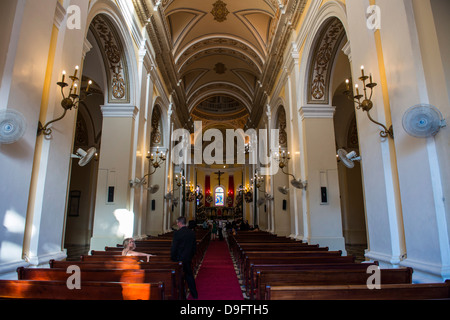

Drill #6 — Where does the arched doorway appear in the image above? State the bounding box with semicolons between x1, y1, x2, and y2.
63;30;105;259
297;11;367;254
307;15;367;258
64;9;136;256
272;105;291;236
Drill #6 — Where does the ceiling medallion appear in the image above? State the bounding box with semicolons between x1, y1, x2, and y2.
214;62;227;74
211;0;230;23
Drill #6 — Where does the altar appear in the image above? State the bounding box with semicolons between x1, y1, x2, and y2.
204;206;236;220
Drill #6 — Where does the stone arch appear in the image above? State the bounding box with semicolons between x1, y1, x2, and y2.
86;1;139;107
299;1;349;107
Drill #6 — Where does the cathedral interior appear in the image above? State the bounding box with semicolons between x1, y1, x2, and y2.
0;0;449;294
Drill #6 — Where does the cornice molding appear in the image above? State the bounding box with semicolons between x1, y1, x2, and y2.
101;105;139;119
299;105;336;120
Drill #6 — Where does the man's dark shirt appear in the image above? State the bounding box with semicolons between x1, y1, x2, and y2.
171;226;197;262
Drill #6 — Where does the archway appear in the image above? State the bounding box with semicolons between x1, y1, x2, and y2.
271;105;291;236
304;14;367;257
63;29;105;259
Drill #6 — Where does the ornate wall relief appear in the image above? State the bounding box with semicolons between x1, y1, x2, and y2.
277;107;287;148
307;18;345;105
90;14;130;104
151;106;162;147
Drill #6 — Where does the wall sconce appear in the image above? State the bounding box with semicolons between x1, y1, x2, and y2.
275;148;307;190
129;147;166;188
148;147;166;174
252;173;264;191
38;66;92;137
344;66;394;139
174;173;185;188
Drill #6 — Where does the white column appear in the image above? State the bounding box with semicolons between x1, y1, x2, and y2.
265;103;275;233
375;0;450;282
299;105;346;253
90;105;138;251
346;0;406;268
133;48;154;239
0;0;65;277
285;49;305;240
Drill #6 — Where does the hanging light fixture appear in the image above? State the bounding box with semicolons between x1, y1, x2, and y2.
38;66;92;137
344;66;394;139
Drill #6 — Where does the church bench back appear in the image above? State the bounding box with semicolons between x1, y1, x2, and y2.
242;256;356;288
238;251;342;274
247;262;379;299
256;268;413;300
49;259;185;299
0;279;164;300
81;255;172;262
232;244;327;262
93;249;172;255
17;267;179;300
265;281;450;300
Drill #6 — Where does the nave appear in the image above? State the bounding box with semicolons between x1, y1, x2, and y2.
0;228;449;301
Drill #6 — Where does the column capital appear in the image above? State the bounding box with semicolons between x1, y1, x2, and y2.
101;105;139;119
299;105;336;120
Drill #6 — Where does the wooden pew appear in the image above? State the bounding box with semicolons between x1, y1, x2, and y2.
238;251;343;276
265;280;450;300
255;268;413;300
17;267;179;300
232;243;327;262
81;255;172;262
246;262;380;299
93;249;172;255
242;255;356;292
0;279;164;300
49;260;185;299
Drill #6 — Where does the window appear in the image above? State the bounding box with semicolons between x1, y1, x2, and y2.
215;186;224;206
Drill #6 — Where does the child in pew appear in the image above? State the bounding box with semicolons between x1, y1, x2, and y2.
122;238;156;262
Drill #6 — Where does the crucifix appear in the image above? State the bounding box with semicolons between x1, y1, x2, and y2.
214;170;224;185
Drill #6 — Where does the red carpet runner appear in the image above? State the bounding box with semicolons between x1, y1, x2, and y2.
190;239;244;300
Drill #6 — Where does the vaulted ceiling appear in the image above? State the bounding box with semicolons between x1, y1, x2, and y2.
133;0;307;130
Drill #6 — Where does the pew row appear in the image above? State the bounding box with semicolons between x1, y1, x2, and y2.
0;279;164;300
49;259;186;299
265;280;450;300
17;267;179;300
255;268;413;300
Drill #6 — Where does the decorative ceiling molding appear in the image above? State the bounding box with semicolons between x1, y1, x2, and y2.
133;0;308;131
183;68;210;95
178;46;262;75
211;0;230;23
175;35;265;68
166;8;207;53
187;82;252;113
231;69;258;94
233;9;275;53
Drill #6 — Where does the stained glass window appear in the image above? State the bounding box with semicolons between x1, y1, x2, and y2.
215;186;224;206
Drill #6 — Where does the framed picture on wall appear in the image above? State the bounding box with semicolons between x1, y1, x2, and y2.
68;190;81;217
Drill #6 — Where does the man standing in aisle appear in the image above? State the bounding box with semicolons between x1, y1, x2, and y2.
171;216;198;299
